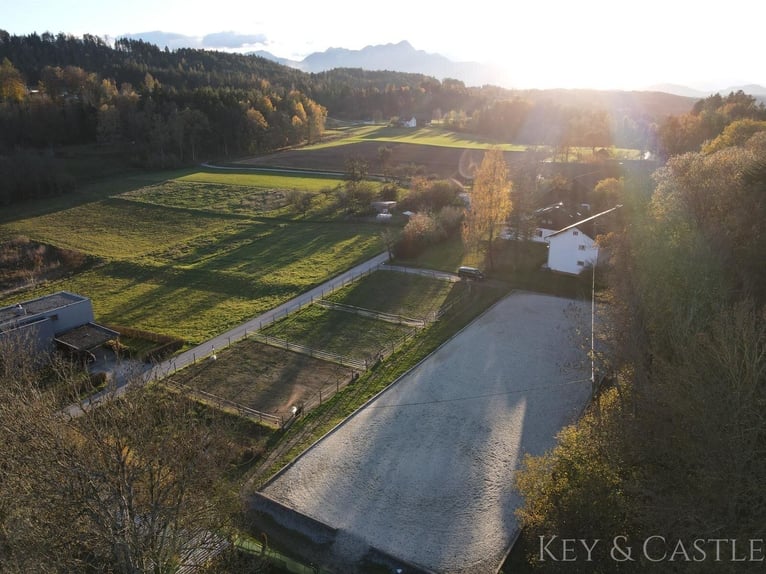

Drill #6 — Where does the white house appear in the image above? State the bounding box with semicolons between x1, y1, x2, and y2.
544;206;621;275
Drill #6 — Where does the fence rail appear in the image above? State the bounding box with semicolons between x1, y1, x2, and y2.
164;380;284;427
315;300;426;327
249;332;368;371
426;289;469;323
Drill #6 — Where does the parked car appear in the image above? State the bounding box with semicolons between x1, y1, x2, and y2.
457;266;485;280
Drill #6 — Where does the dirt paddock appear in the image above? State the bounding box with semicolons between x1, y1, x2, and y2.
256;291;593;573
174;340;353;416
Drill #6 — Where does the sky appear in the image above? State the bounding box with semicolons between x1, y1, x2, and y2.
4;0;764;91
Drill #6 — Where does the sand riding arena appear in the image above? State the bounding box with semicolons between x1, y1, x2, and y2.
252;291;594;574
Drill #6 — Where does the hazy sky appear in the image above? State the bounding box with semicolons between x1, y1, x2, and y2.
4;0;763;90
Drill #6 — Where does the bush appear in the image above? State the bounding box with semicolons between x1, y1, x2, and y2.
399;179;462;213
394;212;444;259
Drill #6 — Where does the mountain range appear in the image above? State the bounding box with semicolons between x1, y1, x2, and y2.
251;40;766;98
251;40;508;87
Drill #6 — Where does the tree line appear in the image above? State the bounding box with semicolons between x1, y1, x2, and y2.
0;33;328;205
5;31;761;166
512;72;766;572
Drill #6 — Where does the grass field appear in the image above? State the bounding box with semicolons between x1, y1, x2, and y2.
306;125;528;151
0;169;384;344
305;125;642;159
325;270;466;319
261;305;415;363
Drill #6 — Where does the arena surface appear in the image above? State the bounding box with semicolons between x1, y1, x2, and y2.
259;291;593;573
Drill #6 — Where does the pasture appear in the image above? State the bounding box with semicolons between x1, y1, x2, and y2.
306;125;529;151
238;125;643;180
0;169;384;344
164;270;467;429
261;305;415;365
168;339;354;418
325;269;466;320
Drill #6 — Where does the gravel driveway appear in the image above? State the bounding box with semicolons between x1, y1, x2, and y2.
258;291;593;573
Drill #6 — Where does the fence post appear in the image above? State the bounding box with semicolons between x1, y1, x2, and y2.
228;336;231;347
319;390;323;404
193;352;196;363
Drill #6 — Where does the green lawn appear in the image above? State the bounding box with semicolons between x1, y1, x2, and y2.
177;169;344;190
326;270;467;319
3;197;245;259
306;125;527;151
0;171;384;344
261;305;414;363
393;236;485;273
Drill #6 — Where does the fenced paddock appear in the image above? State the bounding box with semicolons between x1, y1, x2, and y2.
163;340;355;422
256;292;593;574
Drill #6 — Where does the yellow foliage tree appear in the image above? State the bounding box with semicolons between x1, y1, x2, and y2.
462;147;512;269
0;58;26;102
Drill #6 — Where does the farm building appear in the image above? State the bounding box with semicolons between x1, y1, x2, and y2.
544;206;621;274
0;291;118;356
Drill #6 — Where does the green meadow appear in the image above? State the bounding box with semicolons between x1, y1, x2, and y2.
261;304;414;362
0;169;383;344
325;270;467;320
307;125;527;151
309;124;642;159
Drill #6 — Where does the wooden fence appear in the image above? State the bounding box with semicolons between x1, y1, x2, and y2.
249;332;368;371
164;380;284;427
315;300;425;327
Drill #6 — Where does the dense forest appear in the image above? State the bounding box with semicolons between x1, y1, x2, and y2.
4;31;764;206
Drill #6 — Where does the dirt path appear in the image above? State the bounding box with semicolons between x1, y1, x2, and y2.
257;292;593;574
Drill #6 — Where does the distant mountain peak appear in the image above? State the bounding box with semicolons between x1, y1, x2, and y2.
253;40;507;87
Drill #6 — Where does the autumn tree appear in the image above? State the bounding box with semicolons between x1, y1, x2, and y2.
0;342;237;573
462;147;512;269
588;177;624;213
513;122;766;572
0;58;25;102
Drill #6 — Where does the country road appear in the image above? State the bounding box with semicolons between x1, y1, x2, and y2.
64;251;390;416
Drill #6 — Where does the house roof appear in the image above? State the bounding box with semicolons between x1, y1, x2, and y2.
544;205;622;239
0;291;88;330
55;322;120;353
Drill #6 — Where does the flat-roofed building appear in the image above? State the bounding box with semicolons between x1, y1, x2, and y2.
0;291;118;355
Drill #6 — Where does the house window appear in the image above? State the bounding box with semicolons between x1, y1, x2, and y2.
578;245;586;251
577;260;585;266
573;231;579;236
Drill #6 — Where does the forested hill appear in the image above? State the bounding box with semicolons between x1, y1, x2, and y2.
0;30;733;206
0;31;306;91
1;31;698;132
